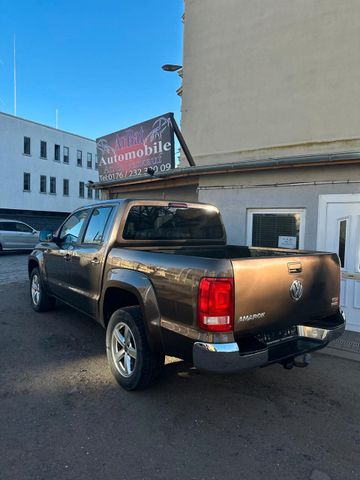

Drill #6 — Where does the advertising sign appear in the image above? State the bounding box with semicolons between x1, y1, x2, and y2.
96;113;175;183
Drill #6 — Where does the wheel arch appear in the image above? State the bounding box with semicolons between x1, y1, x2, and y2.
28;258;39;278
101;269;163;352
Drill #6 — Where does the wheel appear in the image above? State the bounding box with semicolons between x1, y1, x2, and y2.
106;306;164;391
30;267;55;312
0;243;3;252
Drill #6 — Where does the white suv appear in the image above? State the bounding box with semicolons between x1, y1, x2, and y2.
0;220;39;251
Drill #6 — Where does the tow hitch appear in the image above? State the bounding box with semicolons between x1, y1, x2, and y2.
282;353;312;370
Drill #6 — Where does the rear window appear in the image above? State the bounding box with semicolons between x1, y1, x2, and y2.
123;205;224;241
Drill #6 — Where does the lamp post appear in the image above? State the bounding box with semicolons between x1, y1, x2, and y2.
161;64;182;72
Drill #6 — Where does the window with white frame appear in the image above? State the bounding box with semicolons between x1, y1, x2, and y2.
247;209;305;249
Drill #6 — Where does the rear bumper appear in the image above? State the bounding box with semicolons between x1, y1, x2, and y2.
193;310;346;373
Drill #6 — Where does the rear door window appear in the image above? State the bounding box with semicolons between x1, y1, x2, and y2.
0;222;10;231
0;222;17;232
123;205;224;240
83;207;113;244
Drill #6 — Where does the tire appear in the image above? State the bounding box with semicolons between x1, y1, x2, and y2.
0;243;3;252
106;306;164;391
30;267;55;312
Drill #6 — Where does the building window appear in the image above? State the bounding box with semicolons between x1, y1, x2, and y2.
247;209;305;249
87;184;93;199
79;181;85;198
77;150;82;167
63;179;69;196
63;146;69;164
94;189;100;200
40;175;47;193
40;141;47;159
50;177;56;194
23;172;31;191
23;137;31;155
87;152;92;169
94;154;98;170
54;144;60;161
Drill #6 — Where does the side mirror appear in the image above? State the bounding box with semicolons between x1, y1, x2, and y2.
39;230;54;242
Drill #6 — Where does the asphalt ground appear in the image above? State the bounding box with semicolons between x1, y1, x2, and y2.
0;254;359;480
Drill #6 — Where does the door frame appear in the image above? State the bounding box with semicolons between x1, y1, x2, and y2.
317;194;360;250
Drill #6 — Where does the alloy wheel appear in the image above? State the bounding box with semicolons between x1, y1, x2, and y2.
31;274;40;306
111;322;137;378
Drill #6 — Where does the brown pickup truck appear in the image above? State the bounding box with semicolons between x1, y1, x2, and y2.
28;199;345;390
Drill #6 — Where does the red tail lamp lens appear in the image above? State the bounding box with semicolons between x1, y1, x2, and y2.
197;277;234;332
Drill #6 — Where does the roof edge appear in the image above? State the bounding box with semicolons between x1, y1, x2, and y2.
95;150;360;189
0;111;95;143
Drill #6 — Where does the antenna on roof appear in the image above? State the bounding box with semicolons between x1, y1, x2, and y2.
13;34;16;116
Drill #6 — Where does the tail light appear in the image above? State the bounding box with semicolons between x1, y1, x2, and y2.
197;277;234;332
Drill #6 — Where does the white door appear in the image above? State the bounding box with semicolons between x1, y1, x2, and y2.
318;194;360;332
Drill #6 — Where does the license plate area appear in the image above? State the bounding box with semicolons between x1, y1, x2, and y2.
256;325;298;345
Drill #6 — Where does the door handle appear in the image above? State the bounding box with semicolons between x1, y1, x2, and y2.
91;257;100;265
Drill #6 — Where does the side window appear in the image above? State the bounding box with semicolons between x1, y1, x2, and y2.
3;222;18;232
15;222;32;233
83;207;112;244
58;210;89;247
0;222;12;231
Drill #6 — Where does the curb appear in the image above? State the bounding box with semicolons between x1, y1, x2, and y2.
317;347;360;362
316;330;360;362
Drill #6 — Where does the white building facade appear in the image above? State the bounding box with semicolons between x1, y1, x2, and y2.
0;112;100;230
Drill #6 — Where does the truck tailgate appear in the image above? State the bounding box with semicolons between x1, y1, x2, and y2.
232;253;340;337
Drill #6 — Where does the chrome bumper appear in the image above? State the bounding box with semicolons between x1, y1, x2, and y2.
193;311;346;373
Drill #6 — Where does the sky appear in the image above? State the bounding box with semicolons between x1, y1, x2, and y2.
0;0;183;139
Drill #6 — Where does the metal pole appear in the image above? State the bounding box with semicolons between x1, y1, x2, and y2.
170;115;196;167
13;34;16;116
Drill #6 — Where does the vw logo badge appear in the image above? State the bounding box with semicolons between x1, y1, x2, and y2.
290;279;303;301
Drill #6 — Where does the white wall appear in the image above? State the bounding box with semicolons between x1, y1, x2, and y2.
0;113;99;213
197;165;360;248
181;0;360;165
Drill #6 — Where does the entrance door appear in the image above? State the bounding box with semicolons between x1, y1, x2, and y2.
317;194;360;332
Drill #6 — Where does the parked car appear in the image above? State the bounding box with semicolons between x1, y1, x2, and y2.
0;219;39;251
28;199;345;390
